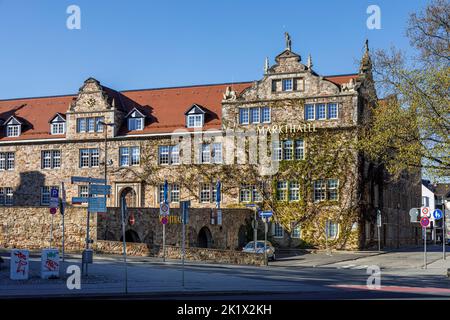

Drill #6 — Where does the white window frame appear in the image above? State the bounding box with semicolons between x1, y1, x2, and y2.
317;104;327;120
41;150;61;169
326;220;339;239
239;108;249;125
6;125;20;137
79;148;99;168
261;107;271;123
282;78;293;91
288;181;300;201
328;103;339;119
51;122;65;135
295;139;304;160
273;223;284;238
250;107;260;124
199;183;211;203
291;223;301;239
277;181;287;201
187;114;204;128
128;117;144;131
305;104;315;121
120;147;140;167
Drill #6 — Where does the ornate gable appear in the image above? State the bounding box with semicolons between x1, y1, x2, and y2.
68;77;113;113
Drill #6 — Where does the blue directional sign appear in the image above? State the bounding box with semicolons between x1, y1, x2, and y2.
72;197;89;204
71;176;106;184
89;184;111;195
433;209;443;220
88;197;107;213
181;200;190;225
259;211;273;218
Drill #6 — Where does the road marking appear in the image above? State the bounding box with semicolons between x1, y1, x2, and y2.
341;264;356;269
354;265;369;270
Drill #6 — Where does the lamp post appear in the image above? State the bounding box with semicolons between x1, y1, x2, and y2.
98;120;115;232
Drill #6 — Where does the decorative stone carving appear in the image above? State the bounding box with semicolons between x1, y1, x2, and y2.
285;32;292;51
223;86;237;101
342;78;356;92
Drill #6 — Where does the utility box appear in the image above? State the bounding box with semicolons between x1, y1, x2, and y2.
10;249;29;280
41;249;60;279
82;249;93;264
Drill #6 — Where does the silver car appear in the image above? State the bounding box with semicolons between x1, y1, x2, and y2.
242;241;276;261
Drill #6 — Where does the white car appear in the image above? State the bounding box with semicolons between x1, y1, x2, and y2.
242;241;276;261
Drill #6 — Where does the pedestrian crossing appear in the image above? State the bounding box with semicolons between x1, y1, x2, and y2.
338;264;370;270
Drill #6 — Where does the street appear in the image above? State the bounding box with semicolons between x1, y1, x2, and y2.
1;245;449;300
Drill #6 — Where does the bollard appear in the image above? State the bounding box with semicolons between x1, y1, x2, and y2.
447;268;450;278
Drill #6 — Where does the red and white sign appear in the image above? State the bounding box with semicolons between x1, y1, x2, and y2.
420;216;430;228
49;207;57;215
161;216;168;225
421;207;430;217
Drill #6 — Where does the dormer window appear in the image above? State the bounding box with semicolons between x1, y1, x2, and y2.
185;104;206;128
50;113;66;135
282;79;293;91
4;116;22;137
126;108;145;131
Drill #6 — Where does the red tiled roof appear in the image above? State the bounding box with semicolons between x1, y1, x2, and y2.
0;75;357;142
324;74;358;86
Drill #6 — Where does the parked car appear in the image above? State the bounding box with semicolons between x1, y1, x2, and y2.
242;241;276;261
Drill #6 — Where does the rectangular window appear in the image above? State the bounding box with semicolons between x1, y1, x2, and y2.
79;185;89;198
77;118;86;133
272;140;282;161
328;103;338;119
261;107;271;123
211;143;222;164
187;115;203;128
289;181;300;201
283;140;293;160
42;150;61;169
239;184;251;202
201;144;211;164
95;117;104;132
327;179;339;201
79;149;99;168
295;139;304;160
158;146;170;165
291;224;301;238
120;147;140;167
0;152;15;171
326;220;338;239
169;145;180;165
128;118;144;131
171;184;180;203
200;183;211;203
87;118;95;132
277;181;287;201
41;186;58;206
239;108;249;124
317;104;326;120
273;223;284;238
252;184;263;202
282;79;293;91
0;187;13;206
51;122;65;135
314;180;327;202
305;104;315;121
250;108;260;123
6;125;20;137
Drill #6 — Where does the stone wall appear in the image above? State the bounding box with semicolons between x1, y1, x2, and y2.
95;240;265;266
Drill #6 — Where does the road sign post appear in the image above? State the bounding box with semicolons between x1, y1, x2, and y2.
120;196;128;294
420;216;430;269
376;209;382;252
49;187;59;248
181;200;190;287
60;182;66;263
258;211;272;267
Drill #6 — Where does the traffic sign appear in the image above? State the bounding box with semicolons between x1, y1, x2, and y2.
420;216;430;228
433;209;443;220
409;208;419;222
71;197;89;204
376;211;382;227
49;187;59;208
89;184;111;195
88;197;107;213
181;201;190;225
161;216;168;225
49;207;57;215
71;176;106;184
160;202;170;216
421;207;430;217
259;211;273;218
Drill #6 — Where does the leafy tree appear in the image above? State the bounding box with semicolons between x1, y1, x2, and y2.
360;0;450;180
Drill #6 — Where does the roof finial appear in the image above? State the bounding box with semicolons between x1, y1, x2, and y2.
307;54;313;70
264;57;270;73
285;32;291;51
365;39;369;53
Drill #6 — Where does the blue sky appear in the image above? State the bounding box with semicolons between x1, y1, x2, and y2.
0;0;430;99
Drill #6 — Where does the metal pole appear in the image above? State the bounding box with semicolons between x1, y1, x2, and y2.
163;223;166;262
264;219;268;266
62;210;65;262
182;220;185;287
61;182;66;263
50;214;54;248
443;198;446;260
254;208;257;251
85;181;91;276
424;227;427;269
120;197;128;294
378;225;381;252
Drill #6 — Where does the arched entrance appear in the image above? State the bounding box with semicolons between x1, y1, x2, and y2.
197;226;212;248
120;187;137;208
120;229;141;243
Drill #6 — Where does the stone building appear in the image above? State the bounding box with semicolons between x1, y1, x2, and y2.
0;36;421;251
